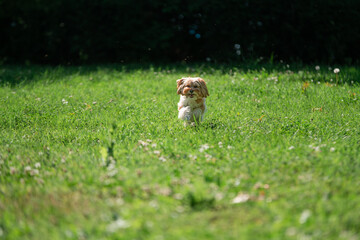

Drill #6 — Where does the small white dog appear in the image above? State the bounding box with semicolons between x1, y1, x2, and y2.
176;77;209;125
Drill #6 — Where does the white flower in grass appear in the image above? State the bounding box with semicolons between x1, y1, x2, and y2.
299;210;311;224
309;145;322;152
286;227;297;236
159;156;167;162
138;140;149;147
10;167;17;175
314;146;321;152
232;193;250;204
199;144;210;152
288;146;295;150
24;166;32;172
34;162;41;168
334;68;340;74
189;154;197;160
315;66;320;71
330;147;335;152
31;169;39;176
107;219;130;232
62;99;68;104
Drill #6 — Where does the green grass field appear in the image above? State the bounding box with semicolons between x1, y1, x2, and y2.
1;64;360;240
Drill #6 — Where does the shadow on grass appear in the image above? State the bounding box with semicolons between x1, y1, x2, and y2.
198;121;221;130
0;65;103;87
1;62;359;87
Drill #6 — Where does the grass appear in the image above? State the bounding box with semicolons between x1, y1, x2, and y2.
0;63;360;240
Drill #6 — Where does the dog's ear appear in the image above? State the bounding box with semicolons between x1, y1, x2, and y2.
176;78;185;95
198;78;209;97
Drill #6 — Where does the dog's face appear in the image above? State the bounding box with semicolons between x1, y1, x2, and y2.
176;77;209;98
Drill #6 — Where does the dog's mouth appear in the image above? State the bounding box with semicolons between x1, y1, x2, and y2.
187;94;195;98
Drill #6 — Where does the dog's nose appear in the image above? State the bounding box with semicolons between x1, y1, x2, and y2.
190;90;194;93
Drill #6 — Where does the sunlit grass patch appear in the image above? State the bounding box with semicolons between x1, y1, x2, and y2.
0;64;360;239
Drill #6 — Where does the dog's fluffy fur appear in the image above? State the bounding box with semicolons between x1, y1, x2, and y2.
176;77;209;125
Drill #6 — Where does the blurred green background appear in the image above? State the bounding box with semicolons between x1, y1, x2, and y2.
1;0;359;64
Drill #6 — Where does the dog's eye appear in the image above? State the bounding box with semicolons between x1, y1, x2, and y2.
194;86;198;88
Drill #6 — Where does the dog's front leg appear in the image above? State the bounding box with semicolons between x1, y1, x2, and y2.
192;108;203;123
178;106;192;121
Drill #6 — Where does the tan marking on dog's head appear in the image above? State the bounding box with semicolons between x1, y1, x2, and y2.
176;77;209;98
176;78;185;95
197;78;209;98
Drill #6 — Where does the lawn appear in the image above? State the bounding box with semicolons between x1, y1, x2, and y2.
0;63;360;240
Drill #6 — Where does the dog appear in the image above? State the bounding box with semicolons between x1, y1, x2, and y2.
176;77;209;126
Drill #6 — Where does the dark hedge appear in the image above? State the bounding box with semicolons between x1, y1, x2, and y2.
1;0;359;64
